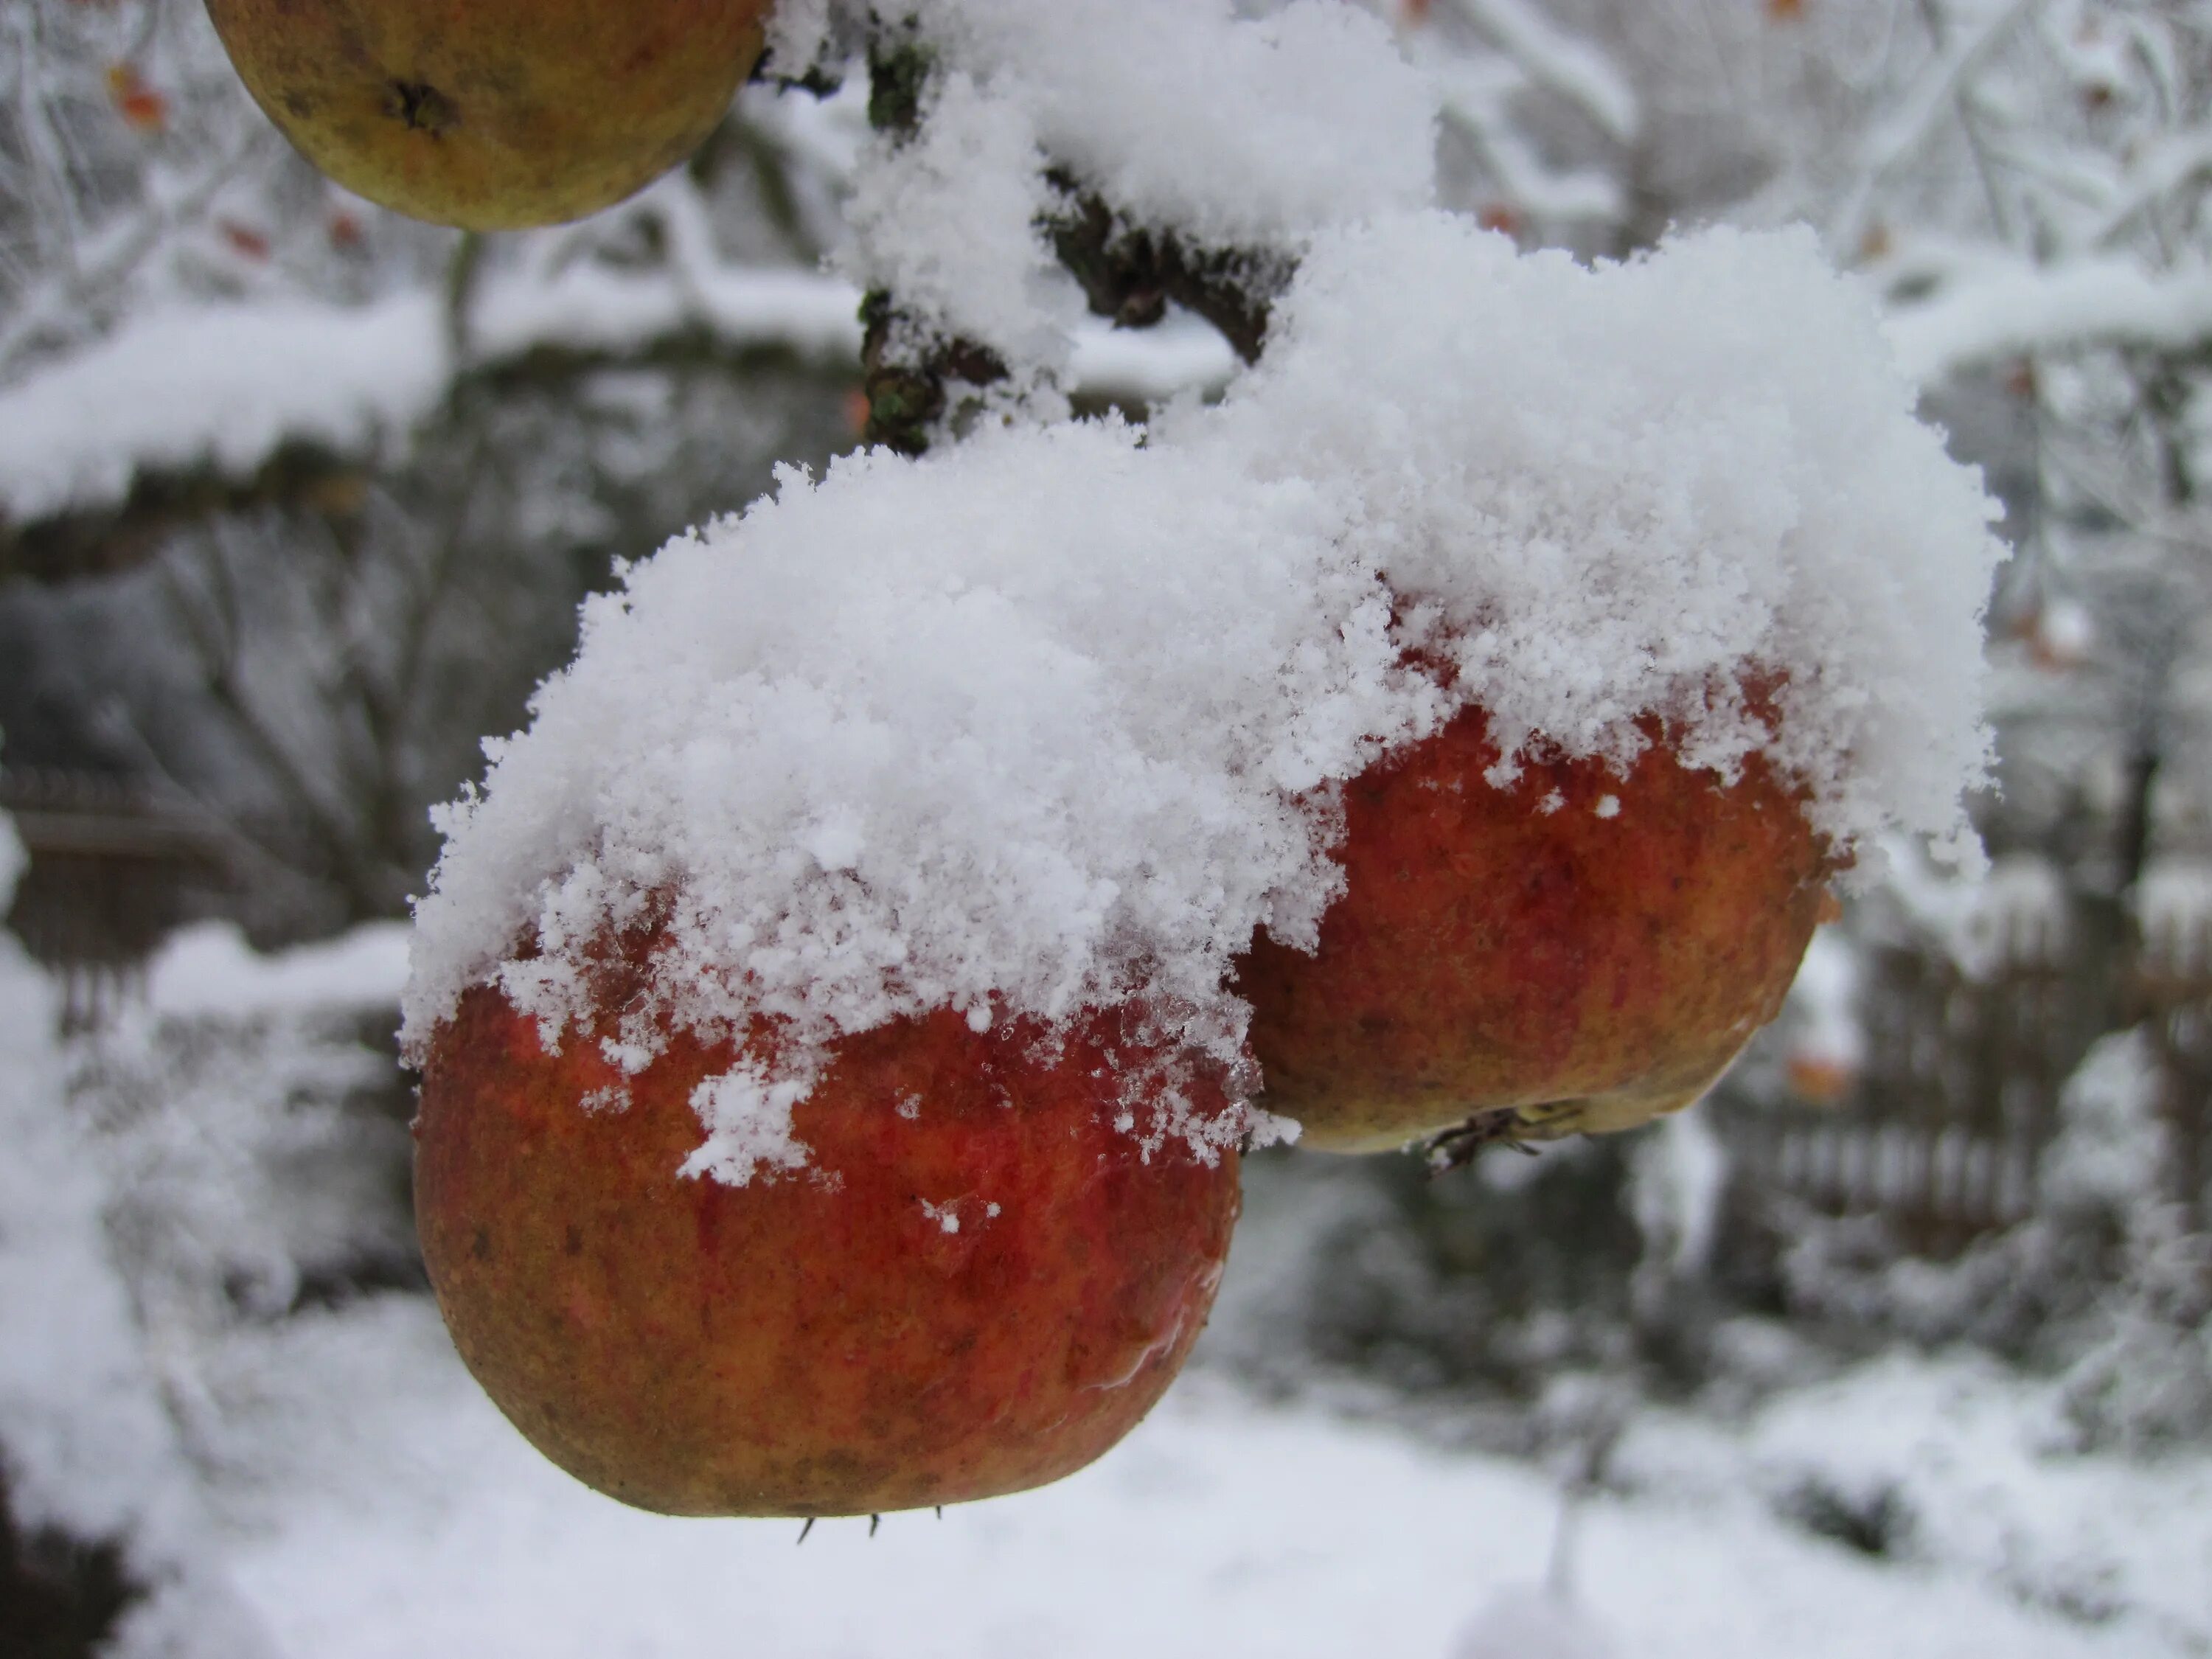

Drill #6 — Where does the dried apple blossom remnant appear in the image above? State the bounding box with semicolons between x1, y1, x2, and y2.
404;220;2003;1182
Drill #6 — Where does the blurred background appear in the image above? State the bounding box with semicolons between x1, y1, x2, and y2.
3;2;2210;1655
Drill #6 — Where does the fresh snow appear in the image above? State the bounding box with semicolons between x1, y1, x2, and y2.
827;0;1435;367
0;817;278;1658
196;1295;2208;1659
147;920;412;1021
408;216;2003;1181
1884;256;2212;386
1624;1351;2212;1649
0;271;1233;529
0;294;447;525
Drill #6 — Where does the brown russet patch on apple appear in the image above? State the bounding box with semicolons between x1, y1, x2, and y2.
1237;701;1832;1152
414;982;1240;1517
204;0;772;229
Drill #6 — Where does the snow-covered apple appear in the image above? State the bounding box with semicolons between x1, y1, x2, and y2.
203;0;773;229
414;947;1239;1517
399;204;2002;1517
1236;700;1834;1154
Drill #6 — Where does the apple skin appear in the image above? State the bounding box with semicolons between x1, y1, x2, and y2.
414;982;1240;1517
1236;704;1831;1152
204;0;772;230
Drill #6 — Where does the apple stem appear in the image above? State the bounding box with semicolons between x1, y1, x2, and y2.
1424;1109;1541;1173
869;1514;881;1537
796;1518;814;1545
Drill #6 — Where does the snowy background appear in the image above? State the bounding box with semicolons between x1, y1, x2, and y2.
6;0;2212;1654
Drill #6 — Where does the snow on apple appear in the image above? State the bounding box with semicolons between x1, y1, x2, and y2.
405;212;2003;1178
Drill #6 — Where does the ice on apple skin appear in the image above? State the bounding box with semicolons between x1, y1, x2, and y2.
414;978;1241;1518
205;0;773;231
1235;703;1833;1152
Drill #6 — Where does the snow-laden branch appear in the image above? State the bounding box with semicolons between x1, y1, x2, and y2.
1885;255;2212;383
1444;0;1638;147
1829;0;2043;256
2088;128;2212;250
1421;47;1627;226
465;264;862;373
0;265;1239;532
0;293;449;527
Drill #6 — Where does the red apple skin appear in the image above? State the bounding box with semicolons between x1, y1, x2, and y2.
414;983;1240;1517
1236;705;1832;1151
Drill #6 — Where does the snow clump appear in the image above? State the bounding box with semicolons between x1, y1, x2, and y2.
818;0;1436;369
406;419;1427;1172
406;215;2003;1181
1180;215;2002;866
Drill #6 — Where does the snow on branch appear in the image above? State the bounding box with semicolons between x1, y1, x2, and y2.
1444;0;1637;147
1419;47;1626;229
0;267;1240;535
1830;0;2042;256
1885;256;2212;384
0;294;448;528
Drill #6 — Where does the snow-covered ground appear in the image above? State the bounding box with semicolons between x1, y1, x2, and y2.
10;926;2200;1659
197;1292;2208;1659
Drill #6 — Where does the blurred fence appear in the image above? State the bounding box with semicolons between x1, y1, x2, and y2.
2132;862;2212;1233
1;768;228;1030
1723;947;2076;1253
1722;859;2212;1248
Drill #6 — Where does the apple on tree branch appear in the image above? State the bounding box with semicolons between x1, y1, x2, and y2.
201;0;2003;1524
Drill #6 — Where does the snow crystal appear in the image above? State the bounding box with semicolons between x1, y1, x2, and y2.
907;0;1436;246
681;1062;818;1187
0;920;179;1547
408;216;1999;1182
0;269;862;526
759;0;838;79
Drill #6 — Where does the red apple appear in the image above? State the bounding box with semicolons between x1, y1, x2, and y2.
414;953;1241;1517
1236;701;1832;1155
